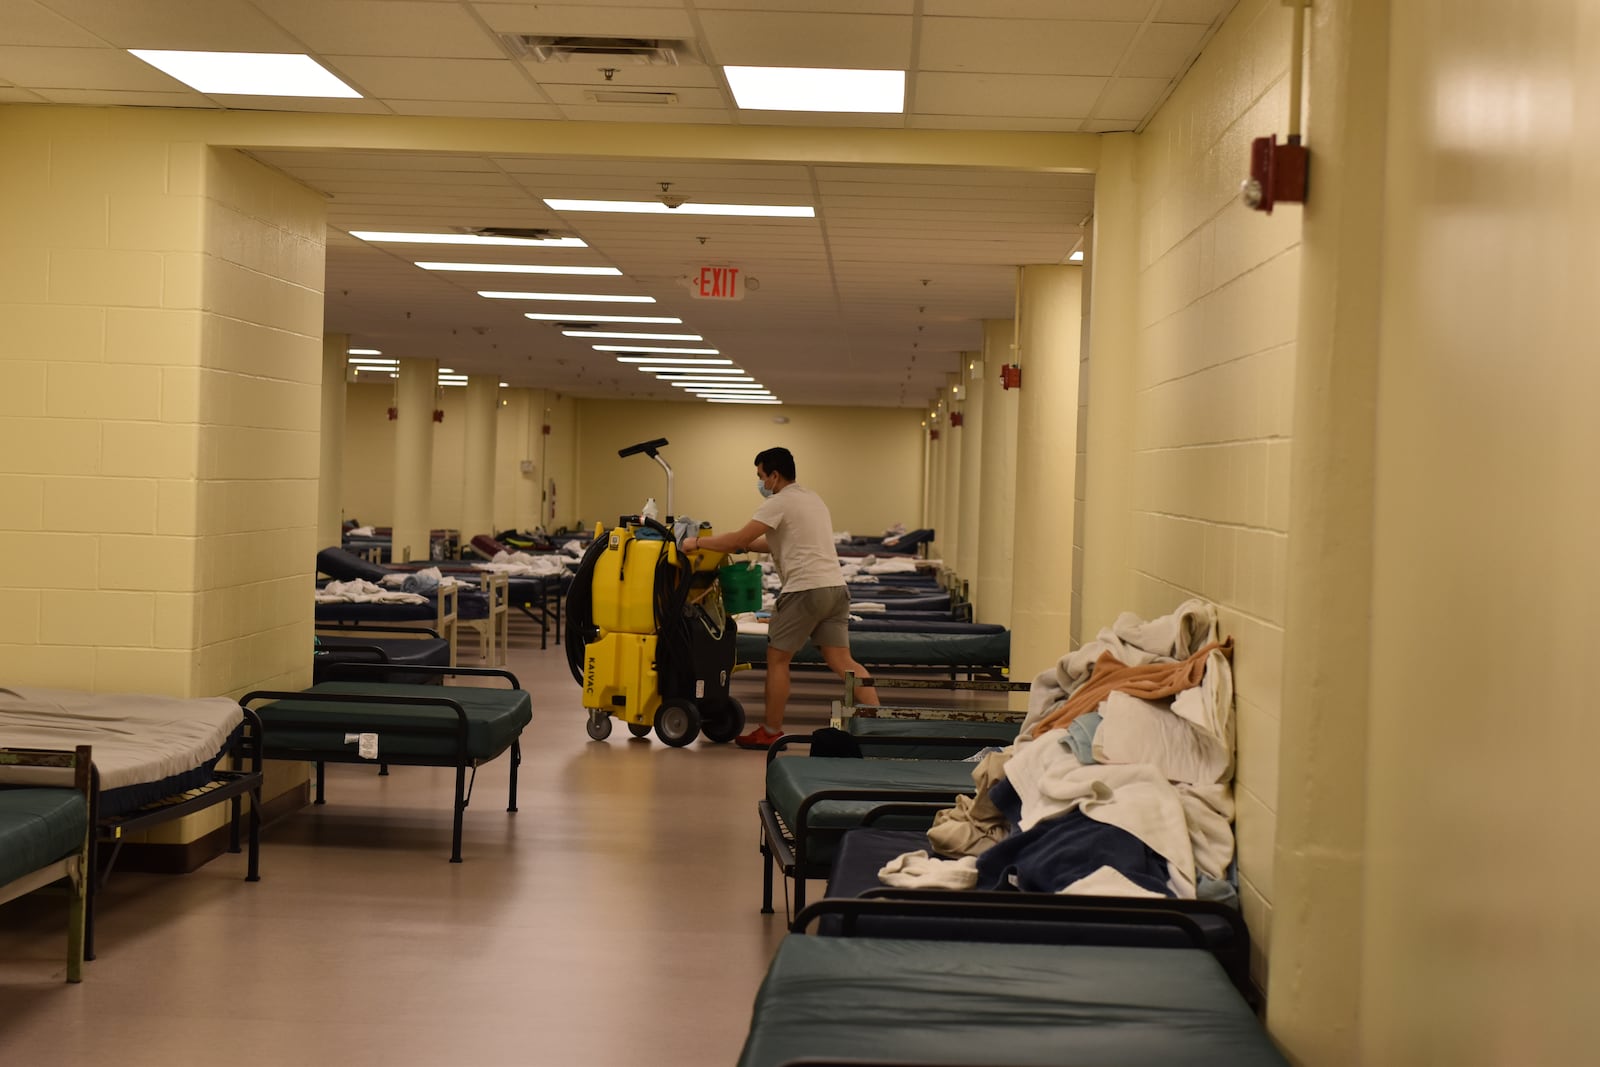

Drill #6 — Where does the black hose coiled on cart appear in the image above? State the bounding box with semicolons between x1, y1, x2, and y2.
641;518;695;698
564;534;611;685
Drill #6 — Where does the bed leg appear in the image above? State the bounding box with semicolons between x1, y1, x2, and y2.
379;762;390;776
761;838;775;914
84;836;97;962
507;739;520;813
315;761;326;804
66;859;86;983
246;781;262;883
228;794;242;853
451;764;466;862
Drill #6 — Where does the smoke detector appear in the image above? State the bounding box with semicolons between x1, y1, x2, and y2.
502;35;702;66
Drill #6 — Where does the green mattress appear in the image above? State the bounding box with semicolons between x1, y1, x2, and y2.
767;757;974;834
737;630;1009;667
256;682;532;763
0;788;88;887
739;936;1288;1067
847;717;1019;759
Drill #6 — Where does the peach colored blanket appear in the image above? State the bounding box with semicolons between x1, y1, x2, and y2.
1028;639;1233;739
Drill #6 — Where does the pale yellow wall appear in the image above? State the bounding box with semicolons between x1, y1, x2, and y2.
1126;0;1301;981
572;399;924;537
340;382;398;532
1352;0;1600;1059
0;110;321;702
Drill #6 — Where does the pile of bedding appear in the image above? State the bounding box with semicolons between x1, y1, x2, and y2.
316;579;428;604
882;598;1236;902
472;551;573;577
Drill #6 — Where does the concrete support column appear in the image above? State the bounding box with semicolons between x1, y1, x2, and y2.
392;358;435;563
460;375;499;542
1079;134;1141;633
956;353;985;592
976;318;1019;624
318;335;348;551
939;372;963;564
926;399;945;538
1267;0;1389;1060
1008;266;1083;682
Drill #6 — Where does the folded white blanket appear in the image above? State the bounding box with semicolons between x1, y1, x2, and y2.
316;579;427;604
474;553;571;577
1062;865;1167;898
878;850;979;890
1093;691;1231;785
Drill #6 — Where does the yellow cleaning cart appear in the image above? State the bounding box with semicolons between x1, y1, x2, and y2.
564;439;747;746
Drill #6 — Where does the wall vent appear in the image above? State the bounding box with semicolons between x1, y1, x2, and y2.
587;90;678;105
502;35;702;66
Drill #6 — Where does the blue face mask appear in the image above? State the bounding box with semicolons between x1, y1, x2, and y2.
757;479;774;498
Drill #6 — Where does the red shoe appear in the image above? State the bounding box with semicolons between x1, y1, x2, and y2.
735;725;784;750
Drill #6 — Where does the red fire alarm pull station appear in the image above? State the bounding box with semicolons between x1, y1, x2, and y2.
1000;364;1022;390
929;429;940;441
950;412;964;427
1241;134;1309;214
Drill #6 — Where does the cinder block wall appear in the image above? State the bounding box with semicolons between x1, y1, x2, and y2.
1127;0;1302;982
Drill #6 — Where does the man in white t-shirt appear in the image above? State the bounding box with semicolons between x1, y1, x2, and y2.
682;446;879;748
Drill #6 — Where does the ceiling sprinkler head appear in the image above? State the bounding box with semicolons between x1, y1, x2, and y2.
658;181;689;210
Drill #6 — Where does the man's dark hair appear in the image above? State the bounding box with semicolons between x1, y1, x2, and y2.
754;446;796;481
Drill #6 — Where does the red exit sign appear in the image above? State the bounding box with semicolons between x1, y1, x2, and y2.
692;265;743;301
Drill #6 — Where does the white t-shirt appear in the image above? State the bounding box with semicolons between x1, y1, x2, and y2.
753;484;845;593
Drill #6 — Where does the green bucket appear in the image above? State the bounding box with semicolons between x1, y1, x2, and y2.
718;562;763;614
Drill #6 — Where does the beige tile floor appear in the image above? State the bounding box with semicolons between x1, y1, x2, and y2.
0;618;1006;1067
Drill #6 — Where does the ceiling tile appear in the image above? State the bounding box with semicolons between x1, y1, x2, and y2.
1118;22;1208;78
0;45;183;90
1093;76;1170;121
33;86;215;106
382;99;566;119
914;71;1103;119
701;0;912;10
554;103;733;123
1081;117;1139;132
324;56;546;102
471;2;696;37
37;0;305;50
1155;0;1234;24
533;83;726;108
2;0;109;46
208;94;393;113
735;110;906;129
249;1;507;59
696;11;912;68
525;64;723;90
923;0;1156;18
919;17;1137;77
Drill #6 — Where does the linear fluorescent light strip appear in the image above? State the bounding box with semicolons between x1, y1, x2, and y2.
724;65;905;114
544;198;814;219
129;50;361;97
594;345;719;355
673;380;762;387
566;331;703;341
481;291;655;303
525;313;681;324
616;356;731;366
660;377;754;384
348;348;383;355
352;231;587;248
639;367;744;375
706;397;782;404
418;262;622;276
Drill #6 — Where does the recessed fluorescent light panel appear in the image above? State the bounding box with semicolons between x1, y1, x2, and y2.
480;291;655;303
1069;251;1084;262
418;262;622;276
615;356;732;366
595;345;719;355
724;65;904;114
348;348;383;356
129;50;360;97
568;331;703;341
660;376;754;384
647;368;747;376
544;198;814;219
351;231;586;248
525;313;682;324
705;397;782;405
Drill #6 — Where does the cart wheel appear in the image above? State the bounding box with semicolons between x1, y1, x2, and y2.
586;712;613;741
700;697;746;744
626;721;653;739
654;699;701;748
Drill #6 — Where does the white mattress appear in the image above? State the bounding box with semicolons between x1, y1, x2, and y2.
0;686;242;791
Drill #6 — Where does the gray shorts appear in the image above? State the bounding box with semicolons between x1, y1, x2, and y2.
767;585;851;653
